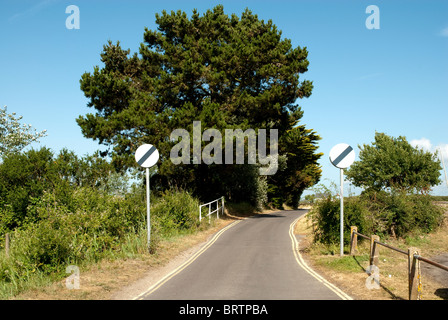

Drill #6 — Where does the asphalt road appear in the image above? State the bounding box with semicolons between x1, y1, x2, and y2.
138;210;351;300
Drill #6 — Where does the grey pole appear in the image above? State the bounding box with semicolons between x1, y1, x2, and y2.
146;167;151;248
340;168;344;256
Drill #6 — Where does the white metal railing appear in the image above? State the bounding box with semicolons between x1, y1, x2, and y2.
199;196;224;223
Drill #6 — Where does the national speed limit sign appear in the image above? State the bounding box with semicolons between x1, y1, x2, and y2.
329;143;355;169
135;144;159;168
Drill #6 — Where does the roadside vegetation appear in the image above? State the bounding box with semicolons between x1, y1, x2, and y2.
298;132;448;300
308;189;444;245
0;147;209;298
307;132;444;245
296;201;448;300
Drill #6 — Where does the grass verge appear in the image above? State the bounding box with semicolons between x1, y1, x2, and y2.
295;202;448;300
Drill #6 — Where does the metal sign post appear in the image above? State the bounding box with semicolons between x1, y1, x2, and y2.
146;167;150;244
339;167;344;257
329;143;355;256
135;144;159;250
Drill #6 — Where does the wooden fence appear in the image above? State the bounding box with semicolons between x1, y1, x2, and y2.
350;226;448;300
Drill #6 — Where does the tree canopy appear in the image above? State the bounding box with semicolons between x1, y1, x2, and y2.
0;147;118;233
77;5;322;207
0;106;47;158
346;132;441;194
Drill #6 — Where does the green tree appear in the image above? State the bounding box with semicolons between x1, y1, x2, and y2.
0;106;47;157
0;147;117;233
77;5;321;204
346;132;441;194
264;125;322;208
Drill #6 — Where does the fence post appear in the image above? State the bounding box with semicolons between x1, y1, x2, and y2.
369;235;380;267
208;203;211;224
350;226;358;256
408;247;421;300
5;233;10;257
199;206;202;222
221;196;224;218
216;199;219;219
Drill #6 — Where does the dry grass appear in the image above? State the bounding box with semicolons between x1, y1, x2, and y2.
295;203;448;300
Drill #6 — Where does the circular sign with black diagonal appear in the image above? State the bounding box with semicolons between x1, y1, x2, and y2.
135;144;159;168
329;143;355;169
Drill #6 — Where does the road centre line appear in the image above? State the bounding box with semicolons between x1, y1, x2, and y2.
289;216;353;300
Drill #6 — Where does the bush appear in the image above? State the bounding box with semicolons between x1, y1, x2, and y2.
309;191;444;245
10;220;72;275
366;191;444;237
345;132;442;193
0;147;116;233
309;195;372;245
0;186;203;288
151;190;200;237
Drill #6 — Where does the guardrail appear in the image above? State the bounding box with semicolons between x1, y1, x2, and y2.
350;226;448;300
199;197;224;223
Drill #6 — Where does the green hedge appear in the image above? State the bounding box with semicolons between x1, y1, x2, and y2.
0;186;202;288
309;191;444;245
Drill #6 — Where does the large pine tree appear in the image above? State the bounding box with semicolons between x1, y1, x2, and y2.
77;5;322;207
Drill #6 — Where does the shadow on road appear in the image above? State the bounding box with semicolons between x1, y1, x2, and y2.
249;213;285;219
434;288;448;300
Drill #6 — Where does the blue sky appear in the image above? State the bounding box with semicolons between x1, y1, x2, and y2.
1;0;447;195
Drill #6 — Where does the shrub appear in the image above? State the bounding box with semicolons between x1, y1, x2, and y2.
366;191;444;237
0;147;117;233
345;132;442;193
309;196;339;244
151;190;200;237
0;186;205;291
309;191;444;245
0;186;144;278
11;220;72;274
